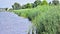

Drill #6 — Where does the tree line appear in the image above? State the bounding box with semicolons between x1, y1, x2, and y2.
12;0;60;10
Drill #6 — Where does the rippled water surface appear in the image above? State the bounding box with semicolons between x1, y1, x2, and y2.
0;12;32;34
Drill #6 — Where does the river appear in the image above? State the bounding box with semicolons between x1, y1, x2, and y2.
0;12;33;34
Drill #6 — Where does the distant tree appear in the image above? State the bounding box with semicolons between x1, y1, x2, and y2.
30;3;35;8
49;1;53;5
34;0;41;7
22;5;26;9
52;0;59;5
25;3;32;8
12;2;21;10
41;0;48;5
49;2;51;5
5;8;8;11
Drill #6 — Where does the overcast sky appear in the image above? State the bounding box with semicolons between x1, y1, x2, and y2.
0;0;52;8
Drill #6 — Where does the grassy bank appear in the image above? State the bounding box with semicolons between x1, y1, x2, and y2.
12;5;60;34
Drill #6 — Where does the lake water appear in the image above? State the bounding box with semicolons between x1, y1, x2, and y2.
0;12;32;34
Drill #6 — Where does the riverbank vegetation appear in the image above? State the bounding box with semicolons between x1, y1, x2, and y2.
12;5;60;34
9;0;60;34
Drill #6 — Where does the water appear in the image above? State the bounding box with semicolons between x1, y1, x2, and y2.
0;12;32;34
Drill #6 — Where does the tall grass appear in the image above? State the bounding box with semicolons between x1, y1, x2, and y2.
33;5;60;34
12;5;60;34
13;7;41;21
13;5;51;20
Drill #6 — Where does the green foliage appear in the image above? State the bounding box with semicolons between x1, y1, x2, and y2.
12;2;21;10
25;3;32;8
11;0;60;10
33;6;60;34
13;8;40;21
41;0;48;5
34;0;41;7
22;3;33;9
12;5;60;34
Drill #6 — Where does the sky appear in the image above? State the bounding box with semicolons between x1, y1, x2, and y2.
0;0;53;8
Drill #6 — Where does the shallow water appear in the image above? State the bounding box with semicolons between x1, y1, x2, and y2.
0;12;32;34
